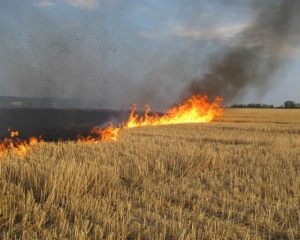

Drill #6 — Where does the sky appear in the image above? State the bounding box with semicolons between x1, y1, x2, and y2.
0;0;299;108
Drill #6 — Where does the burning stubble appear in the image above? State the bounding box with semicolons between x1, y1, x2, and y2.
182;0;300;103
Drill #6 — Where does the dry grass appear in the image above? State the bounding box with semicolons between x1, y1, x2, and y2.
1;109;300;239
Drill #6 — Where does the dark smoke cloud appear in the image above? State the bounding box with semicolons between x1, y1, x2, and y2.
182;0;300;103
1;0;299;110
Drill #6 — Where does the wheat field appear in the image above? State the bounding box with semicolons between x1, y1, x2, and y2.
0;109;300;239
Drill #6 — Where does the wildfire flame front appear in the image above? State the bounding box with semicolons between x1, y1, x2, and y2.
0;94;223;156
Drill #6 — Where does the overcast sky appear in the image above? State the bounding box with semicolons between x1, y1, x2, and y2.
0;0;299;108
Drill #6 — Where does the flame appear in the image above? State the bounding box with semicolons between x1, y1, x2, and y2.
0;130;45;157
90;125;120;141
77;124;120;142
10;130;19;137
0;95;223;156
125;95;223;128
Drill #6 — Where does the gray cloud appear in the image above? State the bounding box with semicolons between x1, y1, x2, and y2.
31;1;55;8
137;23;249;42
60;0;99;10
32;0;99;9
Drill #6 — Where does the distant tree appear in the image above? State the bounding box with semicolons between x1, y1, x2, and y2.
261;104;274;108
246;103;252;108
231;103;274;108
284;101;297;109
231;101;300;109
231;104;246;108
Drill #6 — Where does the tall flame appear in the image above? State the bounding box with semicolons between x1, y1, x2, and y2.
0;94;222;156
126;95;223;128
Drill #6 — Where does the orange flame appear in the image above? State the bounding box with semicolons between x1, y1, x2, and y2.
0;94;223;156
0;131;44;157
125;95;223;128
77;124;120;142
90;125;120;141
10;130;19;137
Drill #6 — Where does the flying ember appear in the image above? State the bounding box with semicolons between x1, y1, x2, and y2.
0;94;223;156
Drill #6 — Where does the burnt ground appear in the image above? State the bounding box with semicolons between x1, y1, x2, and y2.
0;108;131;142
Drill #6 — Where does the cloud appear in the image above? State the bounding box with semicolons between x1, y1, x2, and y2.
270;34;300;59
138;24;300;60
137;23;249;41
31;0;55;8
31;0;99;10
279;46;300;59
173;23;249;40
60;0;99;10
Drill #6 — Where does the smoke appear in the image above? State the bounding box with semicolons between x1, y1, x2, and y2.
0;0;132;107
181;0;300;103
0;0;299;109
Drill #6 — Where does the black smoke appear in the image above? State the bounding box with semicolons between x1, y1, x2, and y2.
1;1;299;109
181;0;300;103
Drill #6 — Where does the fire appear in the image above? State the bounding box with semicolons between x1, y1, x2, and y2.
90;125;120;141
125;95;223;128
77;124;120;142
0;130;44;157
29;137;40;146
10;130;19;137
0;94;223;157
75;94;223;144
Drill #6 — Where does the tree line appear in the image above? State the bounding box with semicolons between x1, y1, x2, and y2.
231;101;300;109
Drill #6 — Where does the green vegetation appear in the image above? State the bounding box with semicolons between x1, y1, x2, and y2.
1;109;300;239
283;100;300;109
231;100;300;109
230;103;274;108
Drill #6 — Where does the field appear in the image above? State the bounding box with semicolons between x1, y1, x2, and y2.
1;109;300;239
0;108;130;141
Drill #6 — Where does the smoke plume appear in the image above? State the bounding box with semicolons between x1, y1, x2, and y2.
182;0;300;103
0;0;299;109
